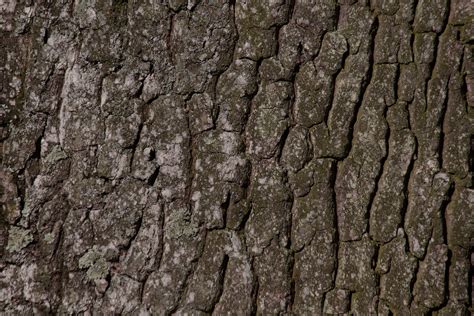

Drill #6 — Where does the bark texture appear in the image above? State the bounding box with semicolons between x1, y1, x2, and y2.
1;0;473;314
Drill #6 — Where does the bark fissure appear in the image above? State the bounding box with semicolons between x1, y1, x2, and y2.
1;0;472;314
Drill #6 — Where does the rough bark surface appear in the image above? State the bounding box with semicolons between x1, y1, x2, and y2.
1;0;473;315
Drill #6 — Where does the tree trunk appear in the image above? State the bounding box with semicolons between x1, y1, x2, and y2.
1;0;473;314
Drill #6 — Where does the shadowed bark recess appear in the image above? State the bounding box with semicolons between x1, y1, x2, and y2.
1;0;473;314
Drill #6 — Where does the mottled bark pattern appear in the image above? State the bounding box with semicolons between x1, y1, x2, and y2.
1;0;473;315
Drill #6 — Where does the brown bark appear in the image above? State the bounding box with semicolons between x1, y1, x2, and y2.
1;0;473;314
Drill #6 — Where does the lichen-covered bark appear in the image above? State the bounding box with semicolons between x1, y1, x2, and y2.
1;0;473;314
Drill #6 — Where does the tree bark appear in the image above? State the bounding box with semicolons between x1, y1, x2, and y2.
1;0;473;314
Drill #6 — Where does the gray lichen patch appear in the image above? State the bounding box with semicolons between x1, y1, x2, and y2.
43;233;55;244
166;206;199;239
44;145;68;164
78;248;101;270
6;226;33;252
78;248;110;281
86;258;109;281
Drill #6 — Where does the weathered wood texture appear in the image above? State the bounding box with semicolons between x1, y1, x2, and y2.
1;0;473;314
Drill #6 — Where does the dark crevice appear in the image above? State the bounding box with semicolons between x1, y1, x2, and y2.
147;167;160;186
327;159;340;303
436;75;450;169
408;260;420;307
250;272;260;315
208;254;229;314
288;250;296;313
324;45;350;127
400;137;417;235
275;125;291;164
470;248;473;308
220;191;231;228
341;16;379;158
49;226;63;262
166;224;207;314
120;212;143;252
285;181;296;313
470;134;474;178
128;122;144;171
366;100;391;236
